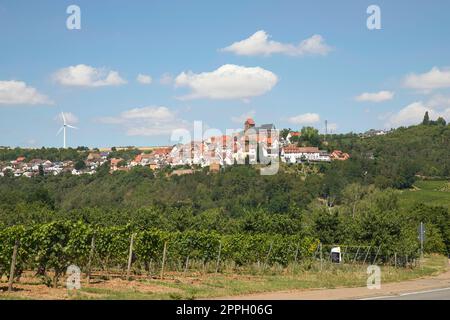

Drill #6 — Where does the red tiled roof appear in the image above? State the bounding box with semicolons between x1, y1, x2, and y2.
331;150;350;160
245;118;255;125
153;147;172;155
110;158;123;166
141;153;154;159
283;145;319;154
298;147;320;153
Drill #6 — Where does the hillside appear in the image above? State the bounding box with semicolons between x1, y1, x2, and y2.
326;124;450;188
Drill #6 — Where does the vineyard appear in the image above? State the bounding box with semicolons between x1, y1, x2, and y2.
0;220;423;292
0;221;322;288
0;221;428;297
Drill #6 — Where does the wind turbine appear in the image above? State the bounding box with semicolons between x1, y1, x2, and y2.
56;112;78;148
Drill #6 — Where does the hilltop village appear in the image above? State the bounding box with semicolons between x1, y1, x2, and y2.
0;119;349;177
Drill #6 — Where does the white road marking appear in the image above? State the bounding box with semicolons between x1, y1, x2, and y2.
360;295;397;300
399;287;450;296
359;287;450;300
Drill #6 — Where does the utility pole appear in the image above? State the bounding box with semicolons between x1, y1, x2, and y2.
325;120;328;142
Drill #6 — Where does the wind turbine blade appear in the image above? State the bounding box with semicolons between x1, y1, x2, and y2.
56;127;64;136
67;125;78;129
61;112;66;124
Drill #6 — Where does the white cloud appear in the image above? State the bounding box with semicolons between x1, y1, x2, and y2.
441;109;450;120
403;67;450;92
231;110;256;124
160;73;173;85
222;30;332;57
385;101;450;128
25;139;38;146
0;80;53;105
136;74;152;85
55;112;78;124
53;64;126;87
175;64;278;100
355;90;394;103
287;113;320;125
98;106;188;136
427;94;450;109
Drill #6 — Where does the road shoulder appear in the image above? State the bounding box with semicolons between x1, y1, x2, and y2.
212;261;450;300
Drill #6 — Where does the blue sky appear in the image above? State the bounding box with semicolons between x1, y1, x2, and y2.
1;0;450;148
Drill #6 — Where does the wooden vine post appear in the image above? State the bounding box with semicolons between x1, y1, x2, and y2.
183;256;189;277
294;243;299;264
264;241;273;271
86;235;96;284
126;233;135;280
319;242;323;272
292;243;300;275
352;246;361;264
160;241;168;280
372;245;381;265
363;246;371;264
215;242;222;274
8;240;20;293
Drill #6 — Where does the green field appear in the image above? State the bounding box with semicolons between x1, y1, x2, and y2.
399;180;450;209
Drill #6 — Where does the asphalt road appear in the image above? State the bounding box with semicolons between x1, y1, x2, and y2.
361;287;450;300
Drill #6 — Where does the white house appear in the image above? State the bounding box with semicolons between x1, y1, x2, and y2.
281;145;330;163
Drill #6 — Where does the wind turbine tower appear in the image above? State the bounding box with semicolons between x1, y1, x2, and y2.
57;112;78;148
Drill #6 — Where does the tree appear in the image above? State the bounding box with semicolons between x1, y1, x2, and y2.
280;128;291;140
74;160;86;171
118;160;127;167
300;127;320;147
422;111;430;125
342;183;366;218
38;164;44;176
290;134;300;144
436;117;447;126
312;208;343;244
